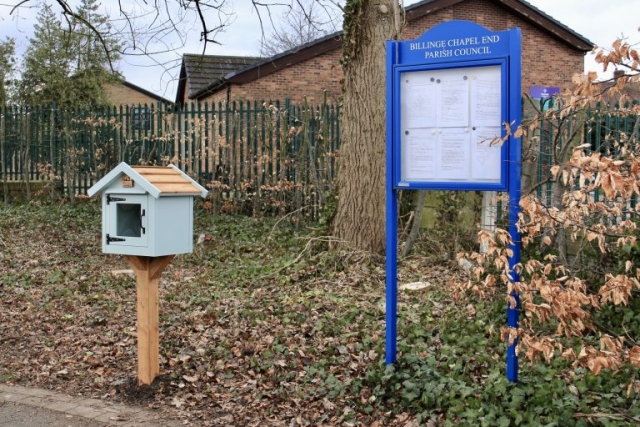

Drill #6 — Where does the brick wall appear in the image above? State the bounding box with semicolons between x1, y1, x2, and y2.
203;49;343;104
200;0;585;103
104;83;161;106
404;0;585;91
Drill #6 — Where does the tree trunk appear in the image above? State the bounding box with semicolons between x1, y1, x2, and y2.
333;0;402;254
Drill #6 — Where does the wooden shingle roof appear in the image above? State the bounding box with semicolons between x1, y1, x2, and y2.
132;166;206;196
88;162;208;198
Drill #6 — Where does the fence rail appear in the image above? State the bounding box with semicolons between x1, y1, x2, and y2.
0;100;341;217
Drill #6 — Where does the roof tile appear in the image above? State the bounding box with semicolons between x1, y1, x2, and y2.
182;54;262;98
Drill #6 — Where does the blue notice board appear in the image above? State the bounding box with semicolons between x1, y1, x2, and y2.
385;20;523;382
388;21;522;191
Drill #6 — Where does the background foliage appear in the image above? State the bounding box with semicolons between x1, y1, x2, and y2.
454;38;640;388
6;0;120;109
0;100;340;221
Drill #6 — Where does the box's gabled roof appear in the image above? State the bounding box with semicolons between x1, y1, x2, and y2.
88;162;208;198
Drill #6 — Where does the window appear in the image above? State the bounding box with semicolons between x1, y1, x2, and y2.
116;203;143;237
106;194;148;248
132;106;151;130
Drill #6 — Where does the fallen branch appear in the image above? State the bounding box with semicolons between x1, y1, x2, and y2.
268;205;312;239
259;235;346;279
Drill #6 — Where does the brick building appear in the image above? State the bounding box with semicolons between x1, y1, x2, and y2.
104;80;173;106
175;0;593;105
175;55;262;105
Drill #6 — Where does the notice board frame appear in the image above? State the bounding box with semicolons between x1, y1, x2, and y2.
388;20;521;192
385;20;522;382
394;60;509;190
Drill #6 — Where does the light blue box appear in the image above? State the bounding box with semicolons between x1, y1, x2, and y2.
88;162;208;256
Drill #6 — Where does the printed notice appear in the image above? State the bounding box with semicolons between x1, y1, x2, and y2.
472;127;502;181
438;129;471;180
438;78;470;127
404;129;437;180
404;83;437;128
472;72;501;127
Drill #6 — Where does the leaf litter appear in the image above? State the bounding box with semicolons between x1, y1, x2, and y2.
0;202;459;426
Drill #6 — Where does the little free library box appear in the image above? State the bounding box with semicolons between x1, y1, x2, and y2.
88;162;209;257
88;162;208;384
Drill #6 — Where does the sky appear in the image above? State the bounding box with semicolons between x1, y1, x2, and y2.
0;0;638;101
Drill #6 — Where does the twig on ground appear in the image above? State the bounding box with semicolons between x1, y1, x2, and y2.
259;235;346;280
268;205;311;239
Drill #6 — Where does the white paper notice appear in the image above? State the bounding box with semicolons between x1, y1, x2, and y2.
438;129;471;180
472;127;502;181
438;78;470;127
472;75;501;127
404;83;437;128
404;129;437;180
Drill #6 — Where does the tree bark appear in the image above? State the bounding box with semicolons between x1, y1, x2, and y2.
333;0;402;254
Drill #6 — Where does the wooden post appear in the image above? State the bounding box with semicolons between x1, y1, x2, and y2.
126;255;174;385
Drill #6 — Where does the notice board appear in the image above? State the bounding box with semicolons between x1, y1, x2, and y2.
388;20;521;192
400;65;503;184
384;20;523;382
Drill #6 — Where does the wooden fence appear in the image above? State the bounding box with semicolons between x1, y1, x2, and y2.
0;100;341;217
4;99;638;219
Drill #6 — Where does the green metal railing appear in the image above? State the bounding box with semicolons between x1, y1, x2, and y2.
536;102;639;204
0;100;340;215
3;98;638;218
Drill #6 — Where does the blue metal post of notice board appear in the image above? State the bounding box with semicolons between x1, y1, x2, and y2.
506;32;523;382
506;129;522;382
385;39;399;365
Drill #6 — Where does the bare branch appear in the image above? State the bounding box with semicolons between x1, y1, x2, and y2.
9;0;30;14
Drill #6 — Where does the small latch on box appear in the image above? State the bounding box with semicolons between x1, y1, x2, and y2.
107;195;126;205
106;234;126;244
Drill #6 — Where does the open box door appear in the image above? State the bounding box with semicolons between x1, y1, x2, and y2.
105;194;149;248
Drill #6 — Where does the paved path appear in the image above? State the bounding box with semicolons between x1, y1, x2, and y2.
0;384;180;427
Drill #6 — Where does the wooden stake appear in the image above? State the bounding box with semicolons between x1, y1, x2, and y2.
126;255;174;385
